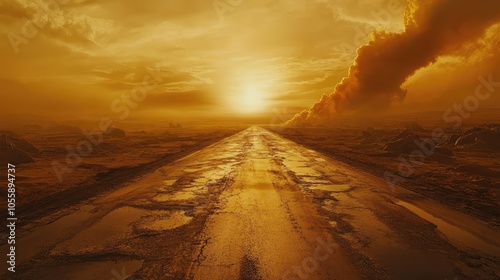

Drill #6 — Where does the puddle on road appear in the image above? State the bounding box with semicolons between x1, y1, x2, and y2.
193;171;224;185
279;151;354;192
280;152;325;175
194;177;210;185
310;184;351;192
193;163;237;185
54;206;149;253
397;201;500;256
300;177;331;185
282;158;311;168
280;153;352;190
163;179;177;186
140;211;192;231
288;166;322;176
329;221;338;227
14;206;95;263
54;207;193;254
329;174;351;184
154;191;196;202
329;192;351;202
184;167;205;173
32;260;142;280
333;200;456;280
219;162;239;171
158;179;178;191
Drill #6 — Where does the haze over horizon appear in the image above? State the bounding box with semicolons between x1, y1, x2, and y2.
1;0;499;125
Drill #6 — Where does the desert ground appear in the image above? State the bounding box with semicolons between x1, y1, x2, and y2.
0;113;499;280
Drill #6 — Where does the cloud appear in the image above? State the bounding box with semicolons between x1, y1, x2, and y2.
1;0;113;50
287;0;500;126
143;90;217;109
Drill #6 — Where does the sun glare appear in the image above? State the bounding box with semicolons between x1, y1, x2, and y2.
231;85;267;114
242;87;265;113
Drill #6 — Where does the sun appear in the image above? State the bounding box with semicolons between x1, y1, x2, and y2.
235;85;266;114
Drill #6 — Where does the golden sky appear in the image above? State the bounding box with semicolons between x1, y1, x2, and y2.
1;0;499;124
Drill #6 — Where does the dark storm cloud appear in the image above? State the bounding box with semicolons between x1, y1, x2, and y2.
288;0;500;126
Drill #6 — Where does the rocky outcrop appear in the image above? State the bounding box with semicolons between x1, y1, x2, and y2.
0;133;39;164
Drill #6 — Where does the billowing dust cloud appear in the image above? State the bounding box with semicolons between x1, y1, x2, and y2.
287;0;500;126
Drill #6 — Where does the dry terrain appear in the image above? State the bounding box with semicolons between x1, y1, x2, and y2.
0;119;499;279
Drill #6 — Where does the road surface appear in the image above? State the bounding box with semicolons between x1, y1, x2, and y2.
3;126;499;279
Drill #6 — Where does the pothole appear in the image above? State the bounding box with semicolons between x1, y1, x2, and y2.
154;191;196;202
138;210;192;231
310;184;351;192
52;207;149;253
163;179;177;186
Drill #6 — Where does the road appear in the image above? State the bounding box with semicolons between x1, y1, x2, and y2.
4;126;500;279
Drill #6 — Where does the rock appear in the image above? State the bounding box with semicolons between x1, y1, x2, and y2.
462;127;483;135
105;127;126;138
0;133;38;164
360;130;380;144
435;147;453;156
388;130;410;142
361;136;377;144
468;139;490;150
454;164;500;178
362;131;373;138
475;131;500;150
0;130;18;137
446;134;460;145
430;152;454;164
0;133;39;155
455;132;478;146
23;124;43;133
0;147;34;164
383;134;421;154
455;125;500;150
46;124;82;134
405;121;425;132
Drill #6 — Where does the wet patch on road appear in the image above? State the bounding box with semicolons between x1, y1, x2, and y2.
137;210;193;231
397;200;500;256
51;206;181;253
153;191;197;202
310;184;351;192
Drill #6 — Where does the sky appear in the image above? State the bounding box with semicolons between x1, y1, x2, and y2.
1;0;499;125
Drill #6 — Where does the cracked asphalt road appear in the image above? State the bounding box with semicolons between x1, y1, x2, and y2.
188;127;358;280
4;126;499;279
